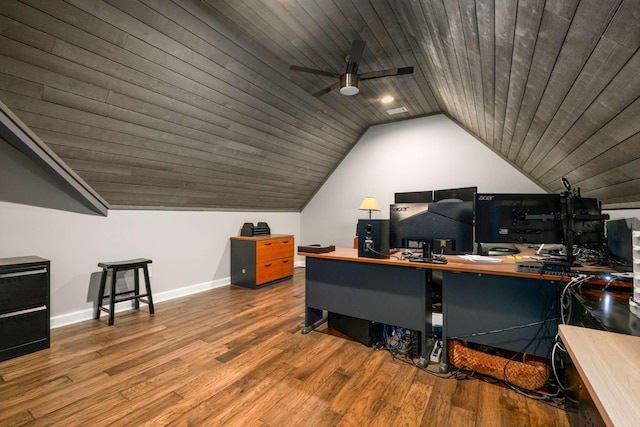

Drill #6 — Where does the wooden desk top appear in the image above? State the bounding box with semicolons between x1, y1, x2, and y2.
231;234;293;241
298;247;611;280
559;324;640;427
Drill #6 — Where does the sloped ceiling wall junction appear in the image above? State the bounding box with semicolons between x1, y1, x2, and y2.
0;0;638;211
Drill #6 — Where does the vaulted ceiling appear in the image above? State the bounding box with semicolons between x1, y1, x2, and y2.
1;0;639;211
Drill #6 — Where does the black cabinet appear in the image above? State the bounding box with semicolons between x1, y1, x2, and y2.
0;256;50;362
564;355;606;427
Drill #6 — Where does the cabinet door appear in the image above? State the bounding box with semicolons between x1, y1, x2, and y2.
0;307;48;356
256;257;294;285
0;269;48;313
256;237;294;261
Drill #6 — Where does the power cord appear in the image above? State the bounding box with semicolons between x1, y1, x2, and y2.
448;319;557;340
364;247;402;259
559;274;594;324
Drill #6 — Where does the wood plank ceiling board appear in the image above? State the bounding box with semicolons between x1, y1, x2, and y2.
543;96;640;192
410;0;468;124
376;3;441;113
392;1;451;114
458;0;487;141
513;0;620;167
505;2;577;162
475;0;496;144
533;51;640;183
1;0;639;210
429;0;477;130
443;0;482;135
498;0;545;157
492;0;518;150
522;0;639;173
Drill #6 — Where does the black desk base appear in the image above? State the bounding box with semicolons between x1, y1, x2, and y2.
303;257;433;366
442;271;560;372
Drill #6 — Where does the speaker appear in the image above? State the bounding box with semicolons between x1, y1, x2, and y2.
357;219;390;258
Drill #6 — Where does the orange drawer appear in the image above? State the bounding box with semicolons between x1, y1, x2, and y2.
256;257;294;285
256;237;294;261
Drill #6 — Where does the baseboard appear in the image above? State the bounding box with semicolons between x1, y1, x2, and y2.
52;265;308;329
51;276;231;329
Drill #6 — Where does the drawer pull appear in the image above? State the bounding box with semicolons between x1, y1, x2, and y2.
282;259;289;263
0;268;48;279
0;305;47;319
264;242;273;246
282;240;289;243
264;263;272;267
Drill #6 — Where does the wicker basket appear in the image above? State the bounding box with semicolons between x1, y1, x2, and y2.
448;339;549;390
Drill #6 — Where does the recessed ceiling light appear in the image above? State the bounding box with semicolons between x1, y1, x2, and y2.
381;95;394;104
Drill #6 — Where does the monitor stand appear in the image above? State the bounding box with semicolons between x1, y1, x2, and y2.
537;244;582;267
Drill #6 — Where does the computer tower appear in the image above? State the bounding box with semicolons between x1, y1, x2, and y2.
328;312;383;347
357;219;390;258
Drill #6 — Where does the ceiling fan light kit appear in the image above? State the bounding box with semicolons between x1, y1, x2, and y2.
340;73;359;95
291;40;413;97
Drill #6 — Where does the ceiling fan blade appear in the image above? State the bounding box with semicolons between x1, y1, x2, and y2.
359;66;414;81
347;40;366;64
290;65;340;79
312;81;340;97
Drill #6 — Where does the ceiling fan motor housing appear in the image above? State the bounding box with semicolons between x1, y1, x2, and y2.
340;73;359;95
290;40;412;97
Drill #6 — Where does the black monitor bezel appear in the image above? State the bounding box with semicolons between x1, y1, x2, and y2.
475;193;564;245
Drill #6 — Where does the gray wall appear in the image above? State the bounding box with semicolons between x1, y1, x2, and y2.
0;202;300;327
300;115;547;249
0;139;102;215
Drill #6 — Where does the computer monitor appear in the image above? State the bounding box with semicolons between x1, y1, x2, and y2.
434;186;477;202
475;194;564;245
395;186;477;204
390;200;474;254
394;191;434;204
606;217;639;272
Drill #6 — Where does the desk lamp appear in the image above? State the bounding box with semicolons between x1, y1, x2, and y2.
359;197;380;219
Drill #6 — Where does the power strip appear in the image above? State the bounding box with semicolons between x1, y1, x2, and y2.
430;339;443;363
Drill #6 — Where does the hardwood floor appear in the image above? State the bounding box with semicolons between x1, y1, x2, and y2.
0;268;570;426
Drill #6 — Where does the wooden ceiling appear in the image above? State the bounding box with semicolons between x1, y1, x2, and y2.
1;0;638;211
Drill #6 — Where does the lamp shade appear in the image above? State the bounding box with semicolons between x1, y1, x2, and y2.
359;197;380;212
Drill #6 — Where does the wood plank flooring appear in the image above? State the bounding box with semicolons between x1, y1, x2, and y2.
0;268;570;426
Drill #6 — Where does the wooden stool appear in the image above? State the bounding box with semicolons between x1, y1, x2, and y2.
96;258;155;325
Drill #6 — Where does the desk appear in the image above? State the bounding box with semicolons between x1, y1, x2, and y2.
559;324;640;427
568;286;640;336
300;248;572;371
303;253;433;365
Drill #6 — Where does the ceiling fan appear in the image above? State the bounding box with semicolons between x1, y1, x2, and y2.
290;40;414;97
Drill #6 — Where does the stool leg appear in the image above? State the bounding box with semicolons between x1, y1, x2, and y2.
109;268;117;326
134;267;140;310
96;269;107;319
143;265;155;315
